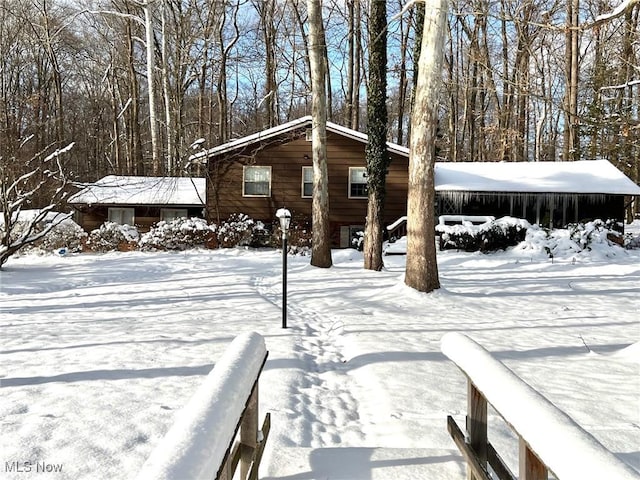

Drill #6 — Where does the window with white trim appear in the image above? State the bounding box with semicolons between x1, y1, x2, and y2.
243;166;271;197
349;167;367;198
302;166;313;198
161;208;188;221
108;207;135;226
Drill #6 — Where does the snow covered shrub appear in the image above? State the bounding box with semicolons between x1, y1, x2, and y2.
624;233;640;249
479;219;529;251
352;231;364;251
87;222;140;252
515;220;626;259
36;218;87;253
215;213;262;248
437;217;529;252
9;215;87;255
272;216;313;254
139;217;214;251
568;220;614;250
437;224;478;251
288;218;313;254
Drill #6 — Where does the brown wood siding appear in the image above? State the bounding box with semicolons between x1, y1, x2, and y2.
73;205;204;233
208;132;409;241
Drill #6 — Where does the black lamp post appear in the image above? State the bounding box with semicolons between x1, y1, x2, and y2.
276;208;291;328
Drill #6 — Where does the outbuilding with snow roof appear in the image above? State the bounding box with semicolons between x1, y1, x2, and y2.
68;176;206;232
435;160;640;230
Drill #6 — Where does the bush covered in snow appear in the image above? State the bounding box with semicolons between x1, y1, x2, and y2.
624;233;640;249
620;220;640;249
12;215;87;255
272;215;313;254
437;217;529;252
87;222;140;252
36;218;87;253
139;217;215;251
352;231;365;251
514;220;627;259
215;213;266;248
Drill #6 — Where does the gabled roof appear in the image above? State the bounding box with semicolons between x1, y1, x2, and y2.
68;176;206;206
189;115;409;162
435;160;640;195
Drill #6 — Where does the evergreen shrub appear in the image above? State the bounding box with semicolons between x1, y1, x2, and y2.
87;222;140;252
139;217;214;251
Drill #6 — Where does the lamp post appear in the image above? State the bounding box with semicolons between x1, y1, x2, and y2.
276;208;291;328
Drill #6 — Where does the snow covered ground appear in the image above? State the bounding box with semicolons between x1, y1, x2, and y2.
1;224;639;479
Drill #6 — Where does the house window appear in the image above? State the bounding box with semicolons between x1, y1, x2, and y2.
161;208;188;222
243;166;271;197
349;167;368;198
302;166;313;198
108;207;134;226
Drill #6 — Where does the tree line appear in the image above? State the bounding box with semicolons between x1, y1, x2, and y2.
0;0;637;187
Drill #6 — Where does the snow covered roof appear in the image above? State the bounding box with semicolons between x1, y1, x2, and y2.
189;115;409;162
0;209;73;227
68;176;206;206
435;160;640;195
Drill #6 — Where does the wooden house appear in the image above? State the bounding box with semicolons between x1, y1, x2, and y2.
68;176;206;232
191;116;410;247
193;116;639;244
69;119;638;243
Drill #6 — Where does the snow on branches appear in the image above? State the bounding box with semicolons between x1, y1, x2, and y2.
0;142;75;268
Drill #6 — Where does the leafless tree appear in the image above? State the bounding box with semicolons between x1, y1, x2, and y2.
405;0;447;293
0;142;74;268
307;0;332;268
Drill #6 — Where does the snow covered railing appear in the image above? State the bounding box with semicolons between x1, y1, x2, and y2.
441;332;640;480
136;332;270;480
386;216;407;241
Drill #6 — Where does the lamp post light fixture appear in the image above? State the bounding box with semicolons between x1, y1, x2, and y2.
276;208;291;328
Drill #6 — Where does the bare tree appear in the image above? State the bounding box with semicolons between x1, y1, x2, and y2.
0;142;74;268
141;0;162;174
563;0;580;161
363;0;389;271
307;0;332;268
405;0;447;293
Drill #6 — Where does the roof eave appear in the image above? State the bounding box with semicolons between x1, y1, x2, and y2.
190;116;409;162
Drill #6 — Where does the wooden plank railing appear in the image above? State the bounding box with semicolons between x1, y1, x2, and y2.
441;332;640;480
136;332;270;480
386;216;407;241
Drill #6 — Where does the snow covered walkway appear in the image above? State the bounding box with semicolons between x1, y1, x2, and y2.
1;241;638;479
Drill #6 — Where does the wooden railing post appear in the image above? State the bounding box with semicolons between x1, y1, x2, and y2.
240;380;259;479
467;379;488;480
519;437;548;480
443;333;640;480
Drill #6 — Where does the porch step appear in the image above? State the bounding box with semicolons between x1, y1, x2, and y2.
261;446;464;479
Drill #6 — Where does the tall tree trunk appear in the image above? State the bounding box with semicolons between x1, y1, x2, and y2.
125;16;143;175
396;0;411;145
405;0;447;293
346;0;355;124
307;0;332;268
259;0;278;127
160;0;173;173
363;0;388;271
41;0;64;145
407;2;424;143
351;0;362;129
144;0;161;175
564;0;580;161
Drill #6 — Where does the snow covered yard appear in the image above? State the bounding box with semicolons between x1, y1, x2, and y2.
1;234;639;479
